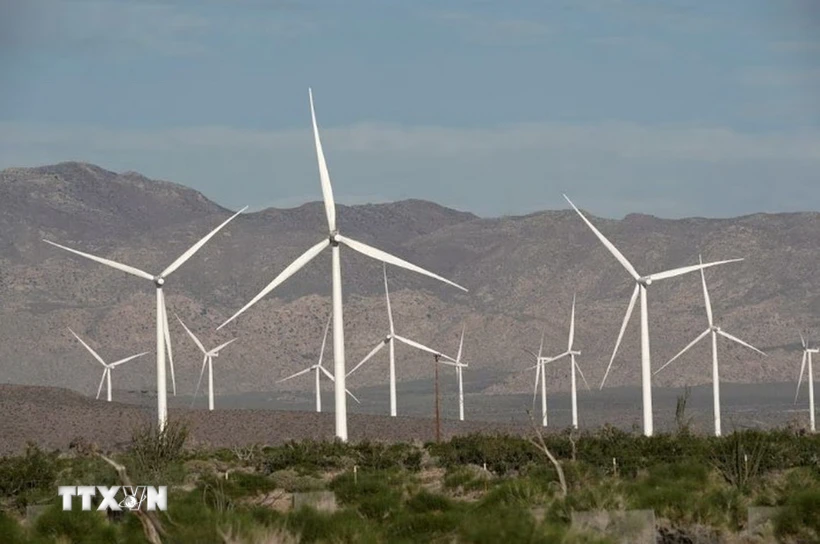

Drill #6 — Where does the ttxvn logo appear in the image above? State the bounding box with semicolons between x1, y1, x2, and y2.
57;486;167;511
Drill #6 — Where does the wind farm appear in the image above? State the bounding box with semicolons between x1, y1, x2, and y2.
1;1;819;539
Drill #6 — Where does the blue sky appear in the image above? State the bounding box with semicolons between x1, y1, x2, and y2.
1;0;819;218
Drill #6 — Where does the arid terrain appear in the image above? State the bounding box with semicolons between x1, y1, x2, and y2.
0;381;806;456
1;162;818;405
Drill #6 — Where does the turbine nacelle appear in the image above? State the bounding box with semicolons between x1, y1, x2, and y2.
711;325;721;333
329;231;341;245
638;277;652;287
154;277;165;287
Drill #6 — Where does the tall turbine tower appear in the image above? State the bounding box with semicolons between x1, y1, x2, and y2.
564;194;741;436
45;206;246;430
796;333;819;432
218;90;467;441
654;256;765;436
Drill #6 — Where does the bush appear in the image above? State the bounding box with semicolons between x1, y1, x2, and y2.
128;419;189;481
0;443;61;511
774;488;820;542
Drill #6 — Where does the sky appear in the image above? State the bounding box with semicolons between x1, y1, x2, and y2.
1;0;819;219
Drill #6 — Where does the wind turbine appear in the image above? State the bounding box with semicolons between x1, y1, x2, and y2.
795;333;819;432
523;325;549;427
564;194;742;436
68;328;148;402
218;89;467;441
175;315;237;412
453;325;467;421
44;206;247;430
539;294;591;429
346;264;462;417
654;256;765;437
277;313;360;412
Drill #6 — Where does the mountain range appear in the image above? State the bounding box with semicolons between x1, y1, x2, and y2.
1;162;818;403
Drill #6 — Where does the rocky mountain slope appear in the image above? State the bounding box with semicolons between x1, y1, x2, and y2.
1;162;817;401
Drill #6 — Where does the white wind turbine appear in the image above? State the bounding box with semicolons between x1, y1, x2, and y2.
453;326;467;421
795;333;819;432
523;326;550;427
68;328;148;402
345;264;463;417
175;315;237;412
45;206;247;430
278;313;361;412
218;89;467;441
564;194;742;436
654;256;765;437
540;294;590;429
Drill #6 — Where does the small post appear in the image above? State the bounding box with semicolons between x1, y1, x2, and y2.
353;465;358;485
612;457;618;477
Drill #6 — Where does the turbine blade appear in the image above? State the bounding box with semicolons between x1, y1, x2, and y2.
95;369;107;400
346;388;361;404
315;313;332;370
175;314;207;354
532;360;541;408
383;263;394;335
68;328;107;367
160;206;247;278
537;324;546;359
319;365;336;382
547;351;570;362
346;340;386;377
218;238;330;330
393;334;451;360
277;366;314;383
44;240;154;281
698;255;714;327
800;332;806;349
191;356;208;407
563;194;640;281
110;352;149;367
795;351;807;403
648;258;743;282
600;283;639;389
456;325;465;363
160;290;176;396
308;88;337;233
337;235;468;292
574;358;591;391
654;329;710;375
209;338;238;356
717;330;767;356
568;293;576;350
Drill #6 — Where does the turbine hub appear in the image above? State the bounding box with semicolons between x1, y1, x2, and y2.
712;326;721;332
154;277;165;287
638;277;652;287
329;231;340;246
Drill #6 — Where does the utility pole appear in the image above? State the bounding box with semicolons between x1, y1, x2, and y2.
434;354;441;442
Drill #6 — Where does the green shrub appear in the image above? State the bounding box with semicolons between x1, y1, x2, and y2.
128;419;189;481
774;487;820;542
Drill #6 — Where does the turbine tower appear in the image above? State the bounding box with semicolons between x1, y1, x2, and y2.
654;256;765;437
68;328;148;402
218;89;467;441
176;315;237;411
564;194;741;436
277;313;360;411
45;206;246;430
796;333;819;432
346;264;463;417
